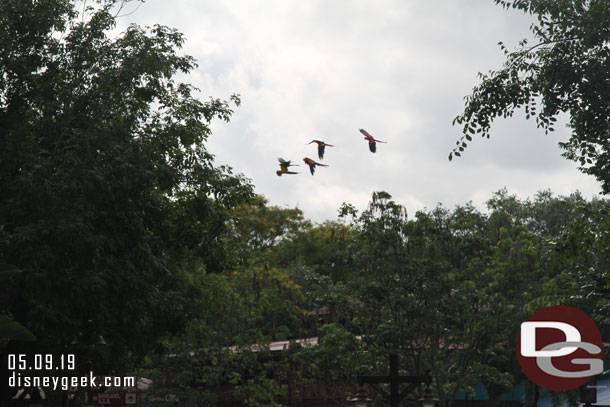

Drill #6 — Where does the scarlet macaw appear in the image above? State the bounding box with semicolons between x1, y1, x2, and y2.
359;129;387;153
303;157;328;175
308;140;334;160
276;157;299;176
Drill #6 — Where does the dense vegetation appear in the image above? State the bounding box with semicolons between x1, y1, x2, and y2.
2;1;609;407
139;189;610;407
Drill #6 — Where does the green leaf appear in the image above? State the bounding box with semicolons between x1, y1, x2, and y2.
0;315;36;342
0;264;20;281
450;1;610;193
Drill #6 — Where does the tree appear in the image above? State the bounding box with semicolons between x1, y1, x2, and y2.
137;190;610;406
141;266;308;407
334;193;499;407
335;191;586;407
0;1;252;401
224;195;308;269
538;195;610;333
450;0;610;192
0;265;35;344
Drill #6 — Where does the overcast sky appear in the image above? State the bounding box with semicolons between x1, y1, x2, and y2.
115;0;602;223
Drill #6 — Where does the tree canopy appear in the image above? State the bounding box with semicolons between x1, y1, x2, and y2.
0;1;252;402
141;189;610;407
450;0;610;191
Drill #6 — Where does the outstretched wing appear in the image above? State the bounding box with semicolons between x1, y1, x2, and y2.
318;144;325;159
360;129;385;152
278;157;298;170
309;163;315;175
359;129;373;140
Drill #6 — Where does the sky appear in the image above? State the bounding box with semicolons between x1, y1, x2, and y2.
115;0;602;223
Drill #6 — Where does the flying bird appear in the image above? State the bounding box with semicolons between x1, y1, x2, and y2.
303;157;328;175
276;157;299;176
359;128;387;153
308;140;334;160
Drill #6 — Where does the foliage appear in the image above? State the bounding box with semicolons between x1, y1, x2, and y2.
0;265;35;345
294;324;373;401
225;195;308;269
450;0;610;192
138;189;610;406
325;190;610;407
0;1;252;395
338;192;527;407
141;264;309;406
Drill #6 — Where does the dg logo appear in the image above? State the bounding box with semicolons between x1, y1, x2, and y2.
517;305;603;391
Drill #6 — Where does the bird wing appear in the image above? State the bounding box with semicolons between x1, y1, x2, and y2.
359;129;373;139
318;144;325;159
360;130;385;149
279;157;298;169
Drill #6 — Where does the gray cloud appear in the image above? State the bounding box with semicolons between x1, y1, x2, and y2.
116;0;602;222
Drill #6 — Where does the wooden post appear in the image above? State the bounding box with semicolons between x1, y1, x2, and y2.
357;354;432;407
